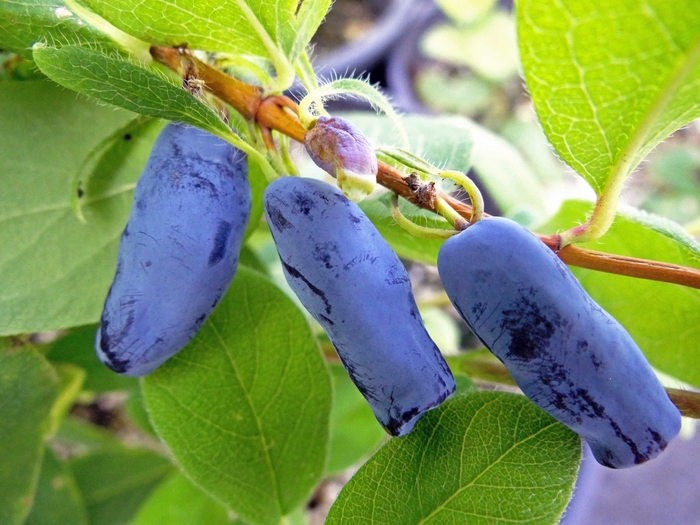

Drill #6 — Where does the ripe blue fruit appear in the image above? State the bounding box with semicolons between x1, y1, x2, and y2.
438;217;681;468
96;122;251;376
264;177;455;436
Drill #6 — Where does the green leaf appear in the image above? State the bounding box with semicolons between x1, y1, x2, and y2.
81;0;330;63
0;342;60;525
25;449;89;525
132;474;231;525
517;0;700;194
327;363;387;475
46;325;138;393
69;447;174;525
326;392;581;525
538;200;700;388
33;45;231;137
0;81;156;336
142;267;332;525
0;0;115;58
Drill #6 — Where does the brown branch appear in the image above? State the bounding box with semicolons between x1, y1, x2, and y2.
150;46;262;120
149;46;700;292
667;388;700;419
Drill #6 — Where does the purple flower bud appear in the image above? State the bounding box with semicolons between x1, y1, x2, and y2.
304;116;377;201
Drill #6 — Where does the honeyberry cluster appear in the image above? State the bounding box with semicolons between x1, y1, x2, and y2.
97;118;680;467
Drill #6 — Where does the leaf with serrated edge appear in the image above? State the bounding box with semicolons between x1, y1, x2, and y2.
143;267;331;525
518;0;700;194
538;199;700;388
327;392;581;525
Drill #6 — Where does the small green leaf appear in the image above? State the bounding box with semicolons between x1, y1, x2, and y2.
0;81;154;336
0;0;115;58
25;449;89;525
143;267;331;525
46;325;138;393
132;474;231;525
69;447;174;525
0;342;60;525
327;363;387;475
33;45;231;137
538;200;700;388
518;0;700;193
326;392;581;525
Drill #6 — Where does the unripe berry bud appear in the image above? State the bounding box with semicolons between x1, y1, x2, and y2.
304;116;377;202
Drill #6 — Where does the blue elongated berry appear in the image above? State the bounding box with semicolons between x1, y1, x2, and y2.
264;177;455;436
96;122;251;376
438;217;681;468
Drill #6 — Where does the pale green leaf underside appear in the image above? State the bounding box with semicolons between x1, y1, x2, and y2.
81;0;329;62
327;392;581;525
539;200;700;388
33;45;230;137
518;0;700;193
143;267;331;525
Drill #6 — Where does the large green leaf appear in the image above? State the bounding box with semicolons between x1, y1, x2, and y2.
0;342;60;525
69;447;174;525
142;267;332;525
539;200;700;387
518;0;700;193
25;449;89;525
33;45;231;137
326;392;581;524
81;0;330;63
0;81;156;336
0;0;115;58
132;474;231;525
